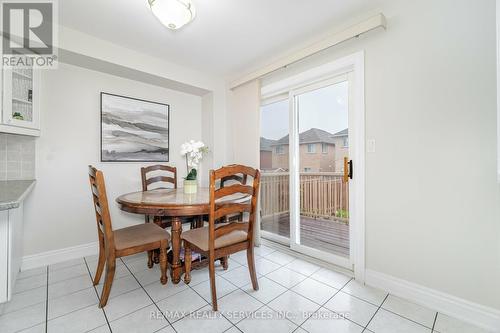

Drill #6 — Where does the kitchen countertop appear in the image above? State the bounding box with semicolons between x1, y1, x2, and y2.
0;180;36;211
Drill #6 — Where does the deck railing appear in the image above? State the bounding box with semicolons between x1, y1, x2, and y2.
260;172;349;223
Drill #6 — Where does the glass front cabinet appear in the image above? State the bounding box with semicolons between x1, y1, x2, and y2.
1;64;41;136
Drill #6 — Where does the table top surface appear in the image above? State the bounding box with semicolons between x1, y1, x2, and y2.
116;187;248;208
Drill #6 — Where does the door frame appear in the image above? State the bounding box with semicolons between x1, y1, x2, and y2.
261;51;366;282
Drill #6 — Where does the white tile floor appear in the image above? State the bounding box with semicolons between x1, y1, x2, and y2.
0;245;492;333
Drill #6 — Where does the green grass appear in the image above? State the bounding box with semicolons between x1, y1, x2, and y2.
335;209;349;218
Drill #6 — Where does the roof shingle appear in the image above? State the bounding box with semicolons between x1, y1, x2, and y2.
271;128;346;145
260;137;277;151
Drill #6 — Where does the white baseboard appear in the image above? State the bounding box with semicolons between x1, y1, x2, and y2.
365;269;500;332
21;242;99;271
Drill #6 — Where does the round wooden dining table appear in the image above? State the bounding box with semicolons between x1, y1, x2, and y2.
116;188;211;283
116;187;248;284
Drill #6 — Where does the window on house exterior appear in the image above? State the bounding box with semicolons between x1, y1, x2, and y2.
343;137;349;147
276;145;285;154
304;167;312;172
307;144;316;153
322;143;328;154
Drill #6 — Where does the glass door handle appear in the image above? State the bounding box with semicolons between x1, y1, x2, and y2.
343;158;353;182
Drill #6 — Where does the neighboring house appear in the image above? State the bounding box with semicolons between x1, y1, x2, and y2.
262;128;348;172
331;128;349;172
260;137;276;170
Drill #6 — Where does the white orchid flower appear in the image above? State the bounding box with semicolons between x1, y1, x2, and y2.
181;140;208;179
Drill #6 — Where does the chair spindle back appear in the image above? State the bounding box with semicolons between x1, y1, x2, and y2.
141;165;177;191
88;166;115;250
209;164;261;252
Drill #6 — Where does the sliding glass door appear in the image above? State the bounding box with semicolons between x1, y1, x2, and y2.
289;76;352;268
260;73;354;269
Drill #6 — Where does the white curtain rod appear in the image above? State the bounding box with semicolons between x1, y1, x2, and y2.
229;13;387;90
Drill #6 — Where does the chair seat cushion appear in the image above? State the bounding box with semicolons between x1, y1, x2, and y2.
181;225;247;252
114;223;170;251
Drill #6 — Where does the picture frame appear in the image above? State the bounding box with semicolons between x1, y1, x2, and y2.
100;92;170;162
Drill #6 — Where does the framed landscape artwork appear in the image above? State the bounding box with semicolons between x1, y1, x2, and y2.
101;92;170;162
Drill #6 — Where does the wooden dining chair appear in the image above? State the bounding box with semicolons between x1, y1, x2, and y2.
141;164;177;228
141;165;203;229
89;166;170;307
220;173;248;223
182;164;261;311
216;172;249;270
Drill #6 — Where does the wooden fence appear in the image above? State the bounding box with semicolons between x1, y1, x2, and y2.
260;172;349;223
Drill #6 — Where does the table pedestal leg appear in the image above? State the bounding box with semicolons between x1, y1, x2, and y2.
153;216;162;264
170;216;182;284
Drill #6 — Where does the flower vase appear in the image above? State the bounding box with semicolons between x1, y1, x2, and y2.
183;179;198;194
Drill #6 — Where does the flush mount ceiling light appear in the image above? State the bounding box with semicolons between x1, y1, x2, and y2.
148;0;196;30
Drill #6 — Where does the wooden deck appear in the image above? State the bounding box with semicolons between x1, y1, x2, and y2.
261;213;350;257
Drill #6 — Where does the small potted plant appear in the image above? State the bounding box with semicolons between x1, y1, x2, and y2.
181;140;208;194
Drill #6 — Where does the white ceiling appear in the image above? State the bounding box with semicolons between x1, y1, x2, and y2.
59;0;386;77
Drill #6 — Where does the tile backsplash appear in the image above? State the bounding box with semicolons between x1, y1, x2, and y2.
0;133;36;180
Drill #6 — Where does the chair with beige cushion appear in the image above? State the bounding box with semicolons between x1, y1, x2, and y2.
141;164;179;228
141;164;203;266
182;164;261;311
219;173;247;223
89;166;170;307
141;165;203;229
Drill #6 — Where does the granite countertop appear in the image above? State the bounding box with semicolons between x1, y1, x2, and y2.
0;180;36;211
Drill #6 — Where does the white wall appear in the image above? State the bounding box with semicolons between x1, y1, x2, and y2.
232;0;500;311
23;62;202;255
227;80;261;168
58;25;228;177
200;93;214;187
